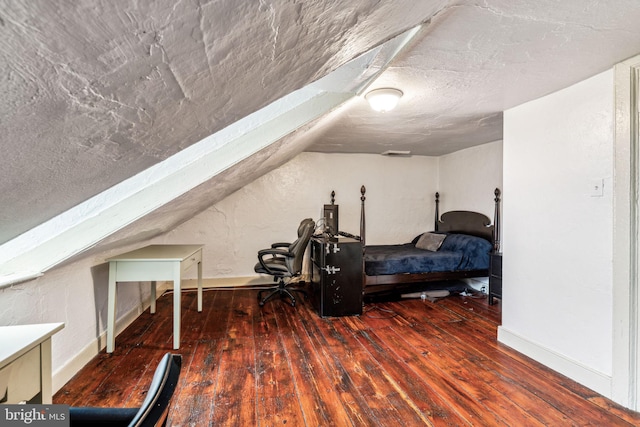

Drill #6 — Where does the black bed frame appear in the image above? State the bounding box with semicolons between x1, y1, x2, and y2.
358;186;501;293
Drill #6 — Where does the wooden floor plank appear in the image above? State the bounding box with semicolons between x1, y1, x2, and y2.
254;305;305;426
169;341;219;427
274;301;356;426
293;300;382;425
386;304;566;426
54;288;640;426
319;319;429;426
369;323;506;425
402;296;639;426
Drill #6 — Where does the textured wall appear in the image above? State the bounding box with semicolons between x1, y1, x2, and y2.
159;152;440;279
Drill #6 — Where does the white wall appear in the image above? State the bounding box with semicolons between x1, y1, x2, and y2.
439;140;503;218
167;147;507;282
500;69;614;395
162;152;440;279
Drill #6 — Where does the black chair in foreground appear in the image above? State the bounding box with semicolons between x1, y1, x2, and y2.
255;218;316;307
69;353;181;427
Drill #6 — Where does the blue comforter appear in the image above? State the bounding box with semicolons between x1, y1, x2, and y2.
364;233;492;276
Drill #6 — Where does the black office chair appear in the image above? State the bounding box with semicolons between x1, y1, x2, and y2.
69;353;181;427
255;218;316;307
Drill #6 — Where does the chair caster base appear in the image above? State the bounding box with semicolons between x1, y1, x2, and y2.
258;284;307;307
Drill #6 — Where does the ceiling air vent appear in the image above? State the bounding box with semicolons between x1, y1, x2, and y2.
381;150;411;156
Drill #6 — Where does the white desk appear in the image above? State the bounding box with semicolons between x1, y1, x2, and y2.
0;322;64;404
106;244;203;353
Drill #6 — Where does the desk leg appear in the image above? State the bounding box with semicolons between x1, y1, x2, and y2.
197;259;203;312
40;339;53;404
173;263;181;350
150;281;157;314
107;262;117;353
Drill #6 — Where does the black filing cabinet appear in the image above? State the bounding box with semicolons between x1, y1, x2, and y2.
489;252;502;305
310;236;363;317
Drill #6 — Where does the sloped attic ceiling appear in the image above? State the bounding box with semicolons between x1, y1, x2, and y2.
1;0;439;246
0;30;417;278
2;0;640;278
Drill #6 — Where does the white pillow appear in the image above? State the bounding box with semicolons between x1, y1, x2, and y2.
415;232;446;251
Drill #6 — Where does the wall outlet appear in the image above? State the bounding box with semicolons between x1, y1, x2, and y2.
481;286;486;294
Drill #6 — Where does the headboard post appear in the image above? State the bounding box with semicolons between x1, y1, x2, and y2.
493;188;501;253
434;192;440;232
360;185;366;247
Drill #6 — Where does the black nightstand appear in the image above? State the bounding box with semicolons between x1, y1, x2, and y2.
489;252;502;305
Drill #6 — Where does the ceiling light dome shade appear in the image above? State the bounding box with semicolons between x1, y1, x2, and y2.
365;88;403;112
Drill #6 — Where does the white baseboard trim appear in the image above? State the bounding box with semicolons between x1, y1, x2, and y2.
497;326;612;398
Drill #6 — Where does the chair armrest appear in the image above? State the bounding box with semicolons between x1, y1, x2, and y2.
258;248;292;257
271;242;291;249
258;248;293;274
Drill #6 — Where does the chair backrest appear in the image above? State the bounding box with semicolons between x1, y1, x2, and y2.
296;218;314;238
129;353;182;427
285;219;315;275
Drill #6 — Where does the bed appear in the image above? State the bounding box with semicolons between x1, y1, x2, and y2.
357;187;501;296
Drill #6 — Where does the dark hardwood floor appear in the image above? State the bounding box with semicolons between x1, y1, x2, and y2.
55;287;640;426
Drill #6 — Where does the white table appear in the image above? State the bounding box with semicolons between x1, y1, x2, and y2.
0;322;64;404
106;244;203;353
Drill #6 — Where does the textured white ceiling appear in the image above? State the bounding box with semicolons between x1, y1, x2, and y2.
2;0;640;248
310;1;640;155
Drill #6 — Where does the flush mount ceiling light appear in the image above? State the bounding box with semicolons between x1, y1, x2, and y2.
365;88;403;112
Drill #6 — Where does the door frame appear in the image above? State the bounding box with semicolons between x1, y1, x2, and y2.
613;54;640;410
